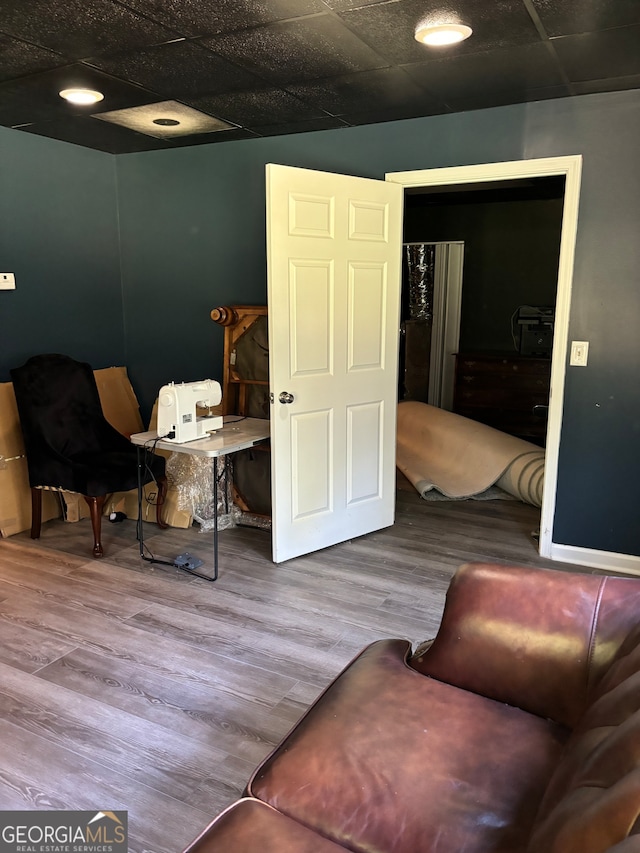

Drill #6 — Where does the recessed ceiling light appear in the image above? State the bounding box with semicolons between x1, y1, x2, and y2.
415;23;473;46
59;88;105;105
153;118;181;126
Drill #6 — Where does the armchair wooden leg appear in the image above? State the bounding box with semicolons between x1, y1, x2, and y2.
156;475;169;530
30;487;42;539
84;495;106;558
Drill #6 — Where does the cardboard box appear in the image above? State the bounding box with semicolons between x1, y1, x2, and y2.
60;491;90;523
103;481;192;529
101;398;194;529
0;381;62;537
95;366;144;437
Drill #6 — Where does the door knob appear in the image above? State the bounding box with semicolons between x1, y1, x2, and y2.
279;391;294;404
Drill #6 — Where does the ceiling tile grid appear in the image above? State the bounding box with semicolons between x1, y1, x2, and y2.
88;38;264;98
0;0;638;153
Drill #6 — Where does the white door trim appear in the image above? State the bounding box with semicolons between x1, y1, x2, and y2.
386;156;583;560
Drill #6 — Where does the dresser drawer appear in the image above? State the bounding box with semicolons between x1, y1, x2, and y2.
453;352;551;442
456;355;551;377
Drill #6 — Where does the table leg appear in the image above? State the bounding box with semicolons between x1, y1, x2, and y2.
212;458;219;581
136;445;145;558
136;445;217;581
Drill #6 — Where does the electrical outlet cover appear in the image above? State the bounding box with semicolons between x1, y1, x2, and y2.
0;273;16;290
570;340;589;366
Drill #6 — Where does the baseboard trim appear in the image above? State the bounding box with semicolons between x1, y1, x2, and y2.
550;542;640;576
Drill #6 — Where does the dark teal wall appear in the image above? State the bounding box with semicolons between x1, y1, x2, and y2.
116;89;640;558
522;93;640;557
115;105;529;416
2;89;638;558
0;127;124;381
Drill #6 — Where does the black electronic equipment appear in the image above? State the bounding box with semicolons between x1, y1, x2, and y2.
516;306;554;357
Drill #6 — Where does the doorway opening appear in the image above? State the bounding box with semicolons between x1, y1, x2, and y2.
387;156;583;560
400;175;565;447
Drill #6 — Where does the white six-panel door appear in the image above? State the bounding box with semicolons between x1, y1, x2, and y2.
266;164;403;563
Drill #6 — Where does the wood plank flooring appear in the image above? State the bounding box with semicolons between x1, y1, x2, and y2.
0;489;597;851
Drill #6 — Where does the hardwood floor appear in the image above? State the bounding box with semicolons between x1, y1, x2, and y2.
0;489;593;851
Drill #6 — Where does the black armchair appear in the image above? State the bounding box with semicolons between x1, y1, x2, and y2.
10;353;167;558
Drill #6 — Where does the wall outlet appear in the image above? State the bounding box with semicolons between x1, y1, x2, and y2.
570;340;589;366
0;272;16;290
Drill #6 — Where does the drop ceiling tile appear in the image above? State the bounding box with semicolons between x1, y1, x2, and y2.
287;66;445;116
340;102;451;126
89;39;263;98
119;0;327;38
552;26;640;82
0;64;160;128
93;99;235;138
338;0;541;65
530;0;640;38
200;13;388;85
19;111;258;153
0;35;65;83
572;73;640;94
250;115;350;136
157;126;260;147
186;87;325;126
324;0;395;9
403;42;566;108
20;116;173;153
0;0;177;60
440;84;571;113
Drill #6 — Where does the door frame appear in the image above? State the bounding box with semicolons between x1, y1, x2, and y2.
386;156;583;559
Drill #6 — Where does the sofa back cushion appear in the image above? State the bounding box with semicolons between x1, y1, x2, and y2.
412;563;640;729
526;623;640;851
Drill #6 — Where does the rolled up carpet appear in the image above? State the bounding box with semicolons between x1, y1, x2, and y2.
396;401;545;507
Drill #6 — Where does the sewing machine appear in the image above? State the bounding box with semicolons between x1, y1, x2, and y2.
157;379;223;443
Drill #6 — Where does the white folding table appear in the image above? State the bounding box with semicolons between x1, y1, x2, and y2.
131;417;270;581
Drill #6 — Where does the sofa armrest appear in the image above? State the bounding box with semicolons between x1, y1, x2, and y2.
411;562;638;727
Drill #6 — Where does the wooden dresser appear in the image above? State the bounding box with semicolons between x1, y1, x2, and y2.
453;351;551;444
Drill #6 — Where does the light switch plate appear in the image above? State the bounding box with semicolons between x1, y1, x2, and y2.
0;272;16;290
570;340;589;366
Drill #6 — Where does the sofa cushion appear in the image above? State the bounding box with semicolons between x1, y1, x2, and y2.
183;799;347;853
248;639;568;853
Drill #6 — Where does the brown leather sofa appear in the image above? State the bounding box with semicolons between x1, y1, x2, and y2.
183;562;640;853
